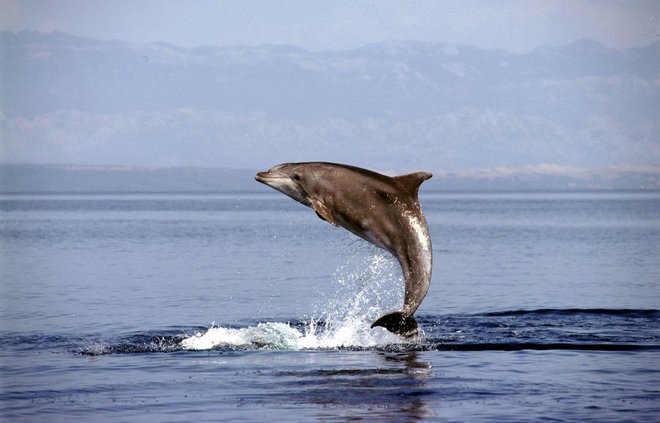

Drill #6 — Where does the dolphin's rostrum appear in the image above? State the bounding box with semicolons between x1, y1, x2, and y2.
255;162;433;337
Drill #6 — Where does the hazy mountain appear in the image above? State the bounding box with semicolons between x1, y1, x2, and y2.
1;31;659;172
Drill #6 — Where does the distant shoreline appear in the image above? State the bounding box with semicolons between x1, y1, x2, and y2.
2;163;659;193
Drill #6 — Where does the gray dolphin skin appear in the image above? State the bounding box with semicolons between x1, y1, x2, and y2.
255;162;433;337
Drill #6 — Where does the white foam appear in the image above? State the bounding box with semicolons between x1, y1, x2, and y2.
297;316;404;349
180;319;405;351
180;251;412;351
181;322;301;350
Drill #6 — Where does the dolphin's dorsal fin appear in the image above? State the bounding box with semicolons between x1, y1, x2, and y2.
393;172;432;197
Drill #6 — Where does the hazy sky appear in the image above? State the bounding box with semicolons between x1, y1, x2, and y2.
1;0;659;52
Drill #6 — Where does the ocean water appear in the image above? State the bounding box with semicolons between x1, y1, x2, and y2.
1;190;659;421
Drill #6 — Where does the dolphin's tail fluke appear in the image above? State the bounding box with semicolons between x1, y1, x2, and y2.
371;312;419;337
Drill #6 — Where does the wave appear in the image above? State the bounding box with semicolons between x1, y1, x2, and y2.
73;324;659;356
481;308;660;318
2;306;657;356
2;306;656;356
68;305;659;355
427;342;660;352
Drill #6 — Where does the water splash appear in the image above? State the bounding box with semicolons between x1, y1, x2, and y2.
303;249;406;348
181;250;410;350
180;322;301;350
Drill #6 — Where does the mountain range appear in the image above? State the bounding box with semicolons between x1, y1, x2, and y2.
1;31;659;180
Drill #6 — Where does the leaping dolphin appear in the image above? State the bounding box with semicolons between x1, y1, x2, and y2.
255;162;433;337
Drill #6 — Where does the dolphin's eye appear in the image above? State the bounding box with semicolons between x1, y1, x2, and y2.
293;174;301;181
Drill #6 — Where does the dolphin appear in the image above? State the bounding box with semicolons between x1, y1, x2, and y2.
255;162;432;337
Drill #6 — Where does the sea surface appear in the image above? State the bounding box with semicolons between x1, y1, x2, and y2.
1;190;659;422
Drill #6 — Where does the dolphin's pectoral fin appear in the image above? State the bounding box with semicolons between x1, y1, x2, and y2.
371;312;419;337
310;199;340;227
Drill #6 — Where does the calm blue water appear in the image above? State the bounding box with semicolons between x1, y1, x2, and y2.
1;191;659;421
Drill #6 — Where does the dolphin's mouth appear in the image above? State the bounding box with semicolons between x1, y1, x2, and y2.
254;171;269;183
255;171;287;185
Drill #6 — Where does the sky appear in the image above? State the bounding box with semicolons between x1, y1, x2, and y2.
1;0;659;53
